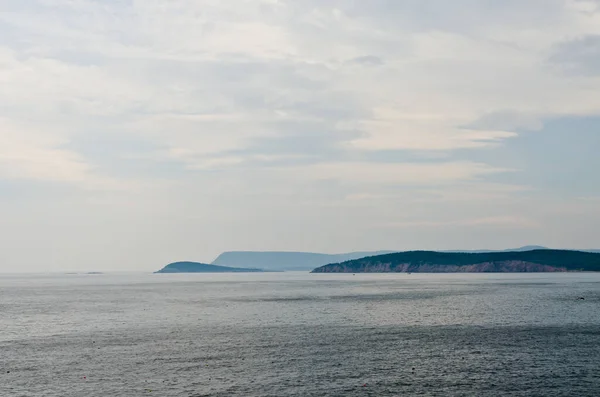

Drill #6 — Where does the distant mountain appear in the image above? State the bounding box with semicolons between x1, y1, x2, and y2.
312;250;600;273
155;262;264;274
445;246;600;254
212;251;396;271
442;245;549;253
210;247;600;272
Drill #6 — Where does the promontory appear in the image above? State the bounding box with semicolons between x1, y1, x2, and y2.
311;249;600;273
155;262;263;273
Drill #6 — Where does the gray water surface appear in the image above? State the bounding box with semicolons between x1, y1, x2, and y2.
1;272;600;396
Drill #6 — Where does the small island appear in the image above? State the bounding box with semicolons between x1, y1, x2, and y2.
311;249;600;273
155;261;264;274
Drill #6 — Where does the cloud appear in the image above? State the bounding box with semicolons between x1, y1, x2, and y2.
566;0;600;14
462;216;540;228
0;118;129;190
2;0;598;172
350;122;517;151
1;0;600;270
548;35;600;76
296;161;511;186
0;121;88;183
468;110;544;132
347;55;384;66
378;215;540;230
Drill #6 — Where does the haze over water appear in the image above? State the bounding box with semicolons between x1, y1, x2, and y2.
2;272;600;396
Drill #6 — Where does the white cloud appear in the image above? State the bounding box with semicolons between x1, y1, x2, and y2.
293;161;511;186
0;117;144;190
2;0;600;170
1;0;600;270
350;117;517;151
0;119;88;183
377;216;540;230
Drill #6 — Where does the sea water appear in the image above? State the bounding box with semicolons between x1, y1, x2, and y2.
1;272;599;396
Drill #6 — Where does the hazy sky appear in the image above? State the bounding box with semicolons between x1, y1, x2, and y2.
1;0;600;272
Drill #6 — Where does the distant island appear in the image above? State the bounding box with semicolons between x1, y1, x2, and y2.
158;247;600;273
211;251;395;271
311;250;600;273
155;262;264;274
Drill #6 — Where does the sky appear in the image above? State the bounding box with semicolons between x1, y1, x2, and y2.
1;0;600;272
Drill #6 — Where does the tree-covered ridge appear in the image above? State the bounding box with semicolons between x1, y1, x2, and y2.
311;250;600;273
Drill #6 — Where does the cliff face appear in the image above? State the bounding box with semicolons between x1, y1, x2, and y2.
313;261;568;273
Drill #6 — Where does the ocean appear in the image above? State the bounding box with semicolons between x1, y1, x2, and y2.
1;272;599;396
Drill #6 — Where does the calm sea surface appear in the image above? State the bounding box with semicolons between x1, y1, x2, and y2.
1;272;600;396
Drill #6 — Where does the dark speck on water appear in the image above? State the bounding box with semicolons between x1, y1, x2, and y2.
2;272;600;396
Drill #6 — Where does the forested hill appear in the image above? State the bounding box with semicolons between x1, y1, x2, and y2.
311;250;600;273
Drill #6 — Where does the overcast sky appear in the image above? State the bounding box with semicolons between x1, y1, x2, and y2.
1;0;600;272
